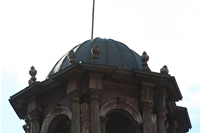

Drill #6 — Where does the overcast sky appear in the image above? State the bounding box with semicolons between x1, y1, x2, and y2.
1;0;200;132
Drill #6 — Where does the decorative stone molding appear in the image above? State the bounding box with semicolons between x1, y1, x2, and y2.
40;106;72;133
28;111;42;123
88;89;101;102
141;101;153;113
100;99;142;124
156;107;167;120
69;91;81;103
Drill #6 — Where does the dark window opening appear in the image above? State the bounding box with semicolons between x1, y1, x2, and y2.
106;112;135;133
48;114;70;133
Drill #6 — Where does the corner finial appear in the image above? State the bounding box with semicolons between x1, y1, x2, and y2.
160;65;169;74
91;44;100;61
67;50;75;65
141;51;149;70
28;66;37;85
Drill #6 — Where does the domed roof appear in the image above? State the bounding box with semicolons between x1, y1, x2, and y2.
48;38;145;77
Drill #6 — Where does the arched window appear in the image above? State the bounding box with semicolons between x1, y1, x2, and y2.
100;99;142;133
48;114;71;133
106;112;135;133
40;106;72;133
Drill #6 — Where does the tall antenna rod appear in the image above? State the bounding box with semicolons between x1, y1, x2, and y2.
91;0;95;40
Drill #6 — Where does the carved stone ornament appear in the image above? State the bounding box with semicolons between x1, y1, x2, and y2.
100;99;142;124
91;45;100;61
141;51;149;69
23;119;30;133
160;65;169;74
67;50;75;65
28;66;37;85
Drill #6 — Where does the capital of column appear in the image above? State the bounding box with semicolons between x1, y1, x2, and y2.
89;89;101;102
69;91;81;103
28;110;42;122
156;107;167;120
141;101;153;113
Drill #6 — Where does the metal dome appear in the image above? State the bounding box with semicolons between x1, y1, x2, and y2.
48;37;145;77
